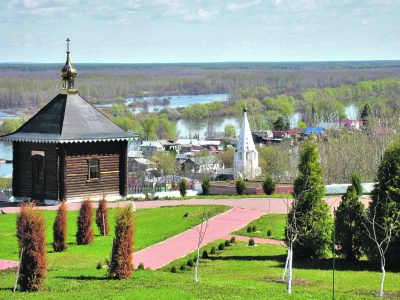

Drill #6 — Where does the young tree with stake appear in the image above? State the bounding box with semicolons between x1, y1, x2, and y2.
363;140;400;297
194;206;210;282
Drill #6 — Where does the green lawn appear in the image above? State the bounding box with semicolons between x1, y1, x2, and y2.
233;214;287;240
1;206;398;299
0;205;229;261
1;240;398;299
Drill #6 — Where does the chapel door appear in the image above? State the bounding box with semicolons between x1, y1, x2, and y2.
32;153;45;201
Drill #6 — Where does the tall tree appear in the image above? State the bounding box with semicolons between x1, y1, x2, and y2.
336;184;365;261
273;116;289;131
289;140;332;259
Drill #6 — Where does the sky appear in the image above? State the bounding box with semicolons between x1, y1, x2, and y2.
1;0;400;63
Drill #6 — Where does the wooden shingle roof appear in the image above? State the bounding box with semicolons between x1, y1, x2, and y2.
1;93;136;143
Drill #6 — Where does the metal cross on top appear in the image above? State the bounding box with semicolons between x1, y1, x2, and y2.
66;38;70;52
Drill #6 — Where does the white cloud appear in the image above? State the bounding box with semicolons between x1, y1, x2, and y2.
108;17;131;25
226;0;261;12
23;0;42;8
184;8;214;21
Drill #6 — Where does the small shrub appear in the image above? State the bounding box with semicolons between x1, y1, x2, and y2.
53;201;68;252
230;236;236;244
210;246;216;254
202;250;209;259
201;176;211;195
109;204;134;279
247;226;252;233
262;174;276;195
218;243;225;250
180;264;186;271
178;178;188;197
137;263;145;270
96;196;110;236
248;238;255;246
267;230;272;237
187;259;194;267
224;240;230;247
252;225;257;232
171;266;177;273
235;177;246;195
97;261;103;270
16;204;47;292
76;200;94;245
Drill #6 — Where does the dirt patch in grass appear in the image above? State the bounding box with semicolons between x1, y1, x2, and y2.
262;277;310;286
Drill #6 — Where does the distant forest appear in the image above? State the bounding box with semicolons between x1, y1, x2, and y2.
1;61;400;109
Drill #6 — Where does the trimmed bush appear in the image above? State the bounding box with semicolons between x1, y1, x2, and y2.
96;196;110;236
267;230;272;237
210;246;216;254
179;178;188;197
16;204;47;292
201;176;211;195
53;201;68;252
180;264;186;271
218;243;225;250
248;238;255;246
235;177;246;195
137;263;145;270
187;259;194;267
109;204;134;279
252;225;257;232
247;226;252;233
262;174;276;195
76;200;94;245
171;266;177;273
224;240;230;247
230;236;236;244
202;250;209;259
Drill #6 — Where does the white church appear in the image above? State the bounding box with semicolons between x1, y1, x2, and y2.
233;107;261;179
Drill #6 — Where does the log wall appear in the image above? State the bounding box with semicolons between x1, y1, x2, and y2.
12;142;58;200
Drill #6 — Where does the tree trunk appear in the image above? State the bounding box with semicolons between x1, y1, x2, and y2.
287;245;293;294
282;247;290;281
379;265;385;298
194;247;200;282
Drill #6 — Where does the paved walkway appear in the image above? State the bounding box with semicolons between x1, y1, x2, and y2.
0;196;370;214
0;259;18;270
134;207;264;269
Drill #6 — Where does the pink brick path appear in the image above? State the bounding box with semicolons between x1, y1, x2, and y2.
0;259;18;270
0;196;370;214
134;207;264;269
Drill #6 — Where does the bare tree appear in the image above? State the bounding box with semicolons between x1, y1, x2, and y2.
363;197;400;298
194;206;210;282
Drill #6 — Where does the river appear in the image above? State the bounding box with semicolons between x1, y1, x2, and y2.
0;94;359;177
